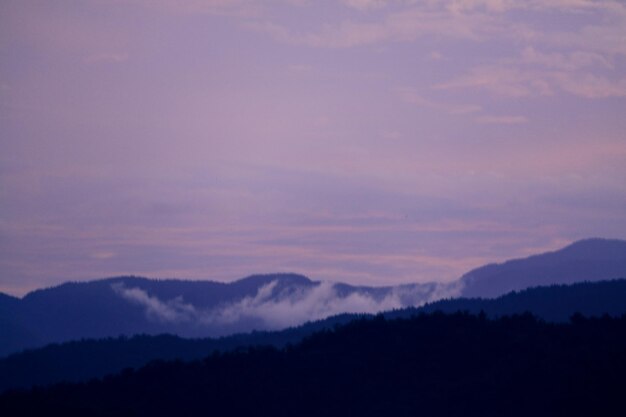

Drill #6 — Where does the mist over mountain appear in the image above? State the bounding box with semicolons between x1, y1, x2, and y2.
2;278;626;393
0;273;451;357
1;238;625;358
460;238;626;298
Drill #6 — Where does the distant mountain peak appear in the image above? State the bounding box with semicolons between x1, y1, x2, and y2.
558;238;626;257
565;237;626;246
235;273;314;286
460;238;626;298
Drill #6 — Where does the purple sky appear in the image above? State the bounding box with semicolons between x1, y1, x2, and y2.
1;0;626;296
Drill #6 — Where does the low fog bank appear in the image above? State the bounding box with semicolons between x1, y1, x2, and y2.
113;279;463;331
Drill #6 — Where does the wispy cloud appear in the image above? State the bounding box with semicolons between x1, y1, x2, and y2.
84;53;129;64
435;65;550;97
520;46;612;71
256;0;626;50
341;0;391;11
398;88;482;115
90;251;117;260
112;283;197;323
205;280;463;328
257;0;626;100
436;57;626;99
111;280;463;329
258;7;491;48
126;0;263;17
476;115;528;124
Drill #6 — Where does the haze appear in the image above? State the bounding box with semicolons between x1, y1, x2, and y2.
1;0;625;296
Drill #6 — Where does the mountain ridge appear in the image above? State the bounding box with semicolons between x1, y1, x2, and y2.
0;273;443;356
1;278;625;393
2;238;626;357
459;238;626;298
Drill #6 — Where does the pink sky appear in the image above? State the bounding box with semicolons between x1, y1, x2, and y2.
1;0;626;295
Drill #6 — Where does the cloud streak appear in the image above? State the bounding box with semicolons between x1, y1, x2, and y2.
112;280;463;330
112;283;197;323
476;115;528;125
398;88;482;115
436;56;626;98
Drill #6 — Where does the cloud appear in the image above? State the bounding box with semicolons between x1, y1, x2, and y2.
398;88;531;124
84;53;129;64
445;0;514;13
201;280;457;329
111;280;463;330
435;65;550;97
398;88;482;114
126;0;262;17
436;58;626;99
476;115;528;124
380;130;403;140
257;6;492;48
257;0;626;50
554;72;626;98
287;63;313;73
112;283;198;323
429;51;444;61
446;0;626;14
341;0;390;11
90;251;117;260
520;47;612;71
256;0;626;101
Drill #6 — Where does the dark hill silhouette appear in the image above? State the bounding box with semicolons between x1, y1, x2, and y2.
1;278;625;393
460;238;626;298
0;274;312;356
2;312;625;417
0;273;441;357
21;273;315;311
416;278;626;321
3;238;626;357
0;293;19;307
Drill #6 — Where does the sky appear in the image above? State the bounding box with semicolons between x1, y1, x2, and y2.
1;0;625;296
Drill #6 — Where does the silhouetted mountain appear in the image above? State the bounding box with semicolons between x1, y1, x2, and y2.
460;238;626;298
0;312;361;393
416;278;626;321
2;312;625;417
0;273;443;357
0;293;19;307
2;278;625;393
3;238;626;357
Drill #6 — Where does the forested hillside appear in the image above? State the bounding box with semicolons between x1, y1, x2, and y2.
2;278;625;393
2;312;625;417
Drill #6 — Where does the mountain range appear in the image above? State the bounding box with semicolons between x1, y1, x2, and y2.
2;278;626;392
1;238;626;358
0;273;447;357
